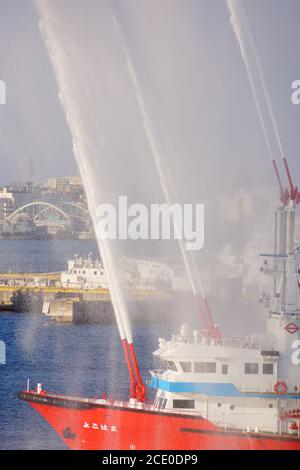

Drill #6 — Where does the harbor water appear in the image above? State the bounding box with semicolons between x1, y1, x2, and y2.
0;240;163;449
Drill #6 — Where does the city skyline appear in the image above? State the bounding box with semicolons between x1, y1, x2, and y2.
0;0;299;194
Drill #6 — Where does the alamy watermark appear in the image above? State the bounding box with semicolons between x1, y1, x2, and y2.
291;340;300;365
0;80;6;104
0;340;6;365
291;80;300;105
95;196;204;251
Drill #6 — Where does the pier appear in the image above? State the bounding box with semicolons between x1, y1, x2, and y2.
0;271;171;322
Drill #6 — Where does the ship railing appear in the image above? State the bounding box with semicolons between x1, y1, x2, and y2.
123;403;300;438
147;407;300;438
44;393;300;437
116;403;300;438
171;334;278;351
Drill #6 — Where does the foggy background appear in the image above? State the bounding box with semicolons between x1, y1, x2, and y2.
1;2;300;450
0;0;298;185
0;0;299;335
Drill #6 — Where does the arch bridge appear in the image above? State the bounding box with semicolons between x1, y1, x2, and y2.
8;202;89;228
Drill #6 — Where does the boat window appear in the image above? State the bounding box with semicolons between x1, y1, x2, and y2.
157;397;167;410
222;364;228;375
263;363;273;375
180;362;192;373
167;361;177;372
173;399;195;409
153;357;165;370
206;362;216;373
195;362;216;373
94;271;97;275
244;362;259;374
194;362;205;373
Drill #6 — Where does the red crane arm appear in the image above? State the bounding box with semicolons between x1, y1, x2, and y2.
283;157;300;203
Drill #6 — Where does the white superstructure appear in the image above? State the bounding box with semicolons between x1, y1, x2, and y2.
61;256;107;289
61;255;191;292
150;191;300;436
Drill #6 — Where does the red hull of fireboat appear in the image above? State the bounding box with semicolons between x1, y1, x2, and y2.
18;391;300;450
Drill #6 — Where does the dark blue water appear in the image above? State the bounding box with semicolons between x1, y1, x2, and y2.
0;239;98;272
0;241;165;449
0;313;162;449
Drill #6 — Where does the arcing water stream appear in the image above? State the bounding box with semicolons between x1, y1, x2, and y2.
35;1;134;348
227;0;285;163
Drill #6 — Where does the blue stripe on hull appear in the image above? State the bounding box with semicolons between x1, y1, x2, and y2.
149;378;300;399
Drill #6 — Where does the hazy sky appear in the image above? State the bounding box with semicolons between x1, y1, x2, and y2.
0;0;298;336
0;0;299;191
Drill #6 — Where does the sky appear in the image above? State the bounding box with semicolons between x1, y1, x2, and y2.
0;0;299;192
0;0;299;335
